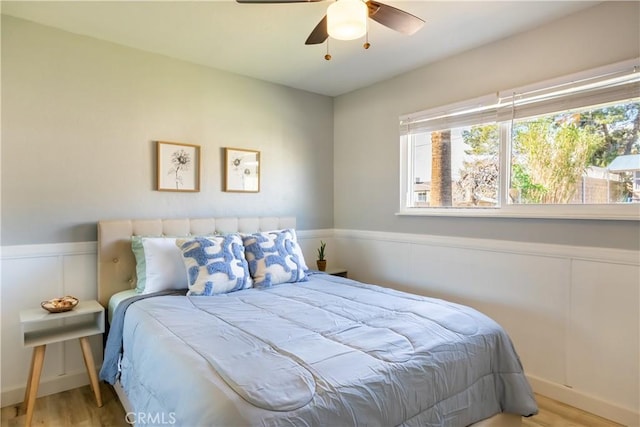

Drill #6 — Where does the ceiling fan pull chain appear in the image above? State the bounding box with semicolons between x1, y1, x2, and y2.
363;29;370;50
324;38;332;61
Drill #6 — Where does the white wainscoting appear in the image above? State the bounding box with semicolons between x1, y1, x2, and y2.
333;229;639;426
2;231;638;426
0;242;101;406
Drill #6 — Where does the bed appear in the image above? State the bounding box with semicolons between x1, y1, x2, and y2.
97;216;537;426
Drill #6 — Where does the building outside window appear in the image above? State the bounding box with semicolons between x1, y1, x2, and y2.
607;154;640;202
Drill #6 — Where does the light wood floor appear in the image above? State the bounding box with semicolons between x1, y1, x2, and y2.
1;383;126;427
1;386;624;427
522;394;624;427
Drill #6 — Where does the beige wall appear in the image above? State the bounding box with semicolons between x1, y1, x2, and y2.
1;16;334;245
333;1;640;250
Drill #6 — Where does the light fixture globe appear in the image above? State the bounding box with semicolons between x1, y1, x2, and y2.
327;0;368;41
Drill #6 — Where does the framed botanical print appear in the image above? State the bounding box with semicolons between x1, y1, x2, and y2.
156;141;200;192
224;148;260;192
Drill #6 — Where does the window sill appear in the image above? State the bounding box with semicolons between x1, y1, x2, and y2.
396;205;640;221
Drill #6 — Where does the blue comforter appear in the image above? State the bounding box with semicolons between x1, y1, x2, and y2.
101;274;537;426
100;289;186;385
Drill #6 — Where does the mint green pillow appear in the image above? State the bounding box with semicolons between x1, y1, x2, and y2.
131;236;188;294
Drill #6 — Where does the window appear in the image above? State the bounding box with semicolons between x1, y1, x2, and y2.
399;60;640;220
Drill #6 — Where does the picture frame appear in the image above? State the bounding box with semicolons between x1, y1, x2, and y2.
224;147;260;192
156;141;200;192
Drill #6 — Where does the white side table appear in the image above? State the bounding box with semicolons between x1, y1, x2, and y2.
19;300;105;427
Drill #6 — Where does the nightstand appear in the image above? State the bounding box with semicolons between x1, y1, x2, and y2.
19;300;105;427
323;267;348;278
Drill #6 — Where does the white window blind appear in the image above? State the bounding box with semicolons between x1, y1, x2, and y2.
399;94;499;135
400;61;639;133
497;63;640;121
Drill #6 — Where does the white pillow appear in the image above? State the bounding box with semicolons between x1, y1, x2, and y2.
131;236;189;294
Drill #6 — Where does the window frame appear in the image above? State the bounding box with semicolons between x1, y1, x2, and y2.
398;59;640;221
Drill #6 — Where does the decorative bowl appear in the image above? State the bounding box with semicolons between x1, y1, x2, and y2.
41;296;79;313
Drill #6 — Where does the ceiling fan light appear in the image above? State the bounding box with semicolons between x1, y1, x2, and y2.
327;0;367;41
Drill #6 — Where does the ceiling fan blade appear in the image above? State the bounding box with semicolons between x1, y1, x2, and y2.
366;1;424;35
237;0;322;3
305;15;328;45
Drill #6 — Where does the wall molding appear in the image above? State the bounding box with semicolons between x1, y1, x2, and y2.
333;228;639;266
1;231;635;266
0;233;334;260
1;241;97;260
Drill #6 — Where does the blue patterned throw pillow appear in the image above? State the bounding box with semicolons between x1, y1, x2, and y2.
242;229;308;288
176;235;252;296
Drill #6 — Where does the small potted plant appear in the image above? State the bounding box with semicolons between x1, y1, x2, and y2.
316;241;327;271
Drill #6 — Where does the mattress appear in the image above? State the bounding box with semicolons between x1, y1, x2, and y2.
102;273;537;426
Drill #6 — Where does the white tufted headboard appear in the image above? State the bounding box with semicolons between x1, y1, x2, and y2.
97;216;296;307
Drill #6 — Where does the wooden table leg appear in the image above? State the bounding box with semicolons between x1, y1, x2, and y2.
24;345;46;427
79;337;103;407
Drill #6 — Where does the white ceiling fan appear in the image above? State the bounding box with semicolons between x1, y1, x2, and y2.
236;0;425;59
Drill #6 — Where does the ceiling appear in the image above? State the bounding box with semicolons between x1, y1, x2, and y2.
1;0;601;97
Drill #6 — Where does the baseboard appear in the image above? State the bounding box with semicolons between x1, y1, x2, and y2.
528;374;640;426
1;368;94;408
473;413;521;427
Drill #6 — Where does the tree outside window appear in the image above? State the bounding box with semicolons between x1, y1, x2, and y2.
510;101;639;204
403;61;639;218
